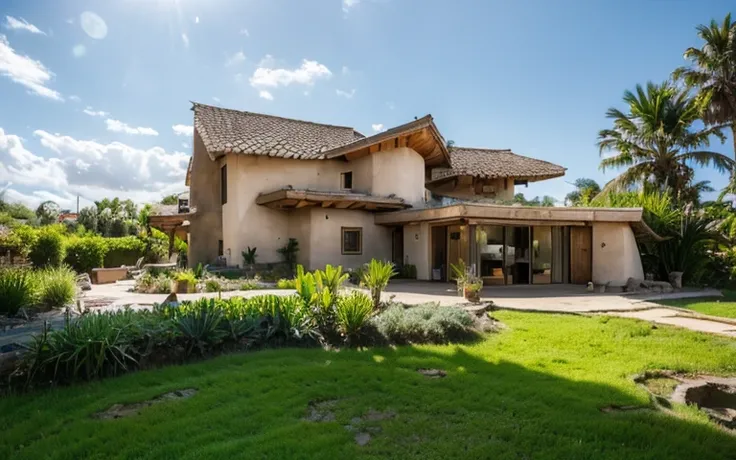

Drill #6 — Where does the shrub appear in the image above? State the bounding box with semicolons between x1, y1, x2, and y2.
314;264;349;295
240;280;259;290
205;279;222;293
276;278;296;289
362;259;397;309
175;299;226;355
175;270;197;293
398;264;417;279
37;266;77;308
277;238;299;268
64;236;106;273
335;291;374;344
242;246;257;266
0;268;37;315
29;228;65;268
371;303;475;344
134;272;172;294
104;236;146;267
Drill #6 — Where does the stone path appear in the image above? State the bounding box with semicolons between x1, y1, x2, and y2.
613;308;736;337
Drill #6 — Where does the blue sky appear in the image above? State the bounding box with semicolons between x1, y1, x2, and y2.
0;0;734;211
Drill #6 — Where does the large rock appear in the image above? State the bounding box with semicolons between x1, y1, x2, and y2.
625;278;674;294
76;273;92;291
669;272;683;289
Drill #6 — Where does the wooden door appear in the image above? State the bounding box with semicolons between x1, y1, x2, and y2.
570;226;592;284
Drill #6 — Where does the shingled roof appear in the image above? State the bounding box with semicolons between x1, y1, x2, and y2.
428;147;566;183
192;102;364;160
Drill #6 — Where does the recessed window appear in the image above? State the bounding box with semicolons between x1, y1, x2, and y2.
341;171;353;190
220;164;228;205
218;240;224;256
341;227;362;255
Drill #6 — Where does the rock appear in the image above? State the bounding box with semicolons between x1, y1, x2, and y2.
669;272;683;289
76;273;92;291
462;302;494;317
354;432;371;446
93;388;197;419
161;293;178;306
303;399;338;423
625;278;674;294
417;368;447;379
587;282;594;292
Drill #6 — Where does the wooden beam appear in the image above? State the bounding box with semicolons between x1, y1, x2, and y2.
335;201;352;209
321;201;334;208
296;200;312;208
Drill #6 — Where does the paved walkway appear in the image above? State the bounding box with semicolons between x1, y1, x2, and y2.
2;280;735;348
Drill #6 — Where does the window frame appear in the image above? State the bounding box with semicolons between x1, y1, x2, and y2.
341;227;363;255
220;164;228;205
341;171;353;190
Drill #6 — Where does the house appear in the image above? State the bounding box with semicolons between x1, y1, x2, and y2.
174;102;650;287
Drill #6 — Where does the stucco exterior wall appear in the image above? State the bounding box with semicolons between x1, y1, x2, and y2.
306;208;392;270
403;223;431;280
188;129;223;266
288;208;312;268
220;148;428;266
428;176;513;201
592;222;644;287
370;147;426;204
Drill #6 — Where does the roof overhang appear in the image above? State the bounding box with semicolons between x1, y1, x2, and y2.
149;212;194;232
323;116;450;167
426;171;565;186
256;189;412;211
374;203;644;226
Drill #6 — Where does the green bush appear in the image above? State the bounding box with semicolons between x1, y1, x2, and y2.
29;228;65;268
239;280;259;290
335;291;374;344
0;268;37;315
362;259;397;309
276;278;296;289
371;303;475;344
64;236;106;273
37;266;76;308
104;236;146;267
205;279;222;292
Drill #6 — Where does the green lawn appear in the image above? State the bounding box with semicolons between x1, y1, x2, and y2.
657;290;736;319
2;312;736;459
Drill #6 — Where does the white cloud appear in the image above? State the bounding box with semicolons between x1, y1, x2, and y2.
195;16;200;24
0;35;62;100
80;11;107;40
249;58;332;93
4;16;46;35
239;28;249;36
181;33;189;48
259;90;274;100
336;88;355;99
83;106;108;117
68;95;81;102
225;51;245;67
105;119;159;136
341;65;350;75
172;124;193;136
371;123;384;132
0;127;189;209
72;44;86;57
257;54;276;68
343;0;360;13
181;142;190;149
212;96;221;103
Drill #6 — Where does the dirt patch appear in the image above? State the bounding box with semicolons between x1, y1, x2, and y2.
599;404;652;413
94;388;197;420
303;399;338;423
673;380;736;429
417;368;446;378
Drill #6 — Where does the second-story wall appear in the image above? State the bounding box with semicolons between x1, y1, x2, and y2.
428;176;514;202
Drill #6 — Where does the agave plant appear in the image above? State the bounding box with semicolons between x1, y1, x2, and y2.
361;259;397;310
314;264;349;296
242;246;258;266
335;291;374;345
176;298;226;355
0;268;37;316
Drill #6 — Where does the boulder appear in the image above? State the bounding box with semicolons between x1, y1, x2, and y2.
668;272;683;289
76;273;92;291
161;292;179;307
625;277;674;294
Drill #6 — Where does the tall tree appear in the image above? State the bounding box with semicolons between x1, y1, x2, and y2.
597;81;733;200
673;13;736;157
565;178;601;206
35;200;60;225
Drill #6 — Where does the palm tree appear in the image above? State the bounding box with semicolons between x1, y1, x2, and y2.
673;13;736;157
565;178;601;206
597;81;733;200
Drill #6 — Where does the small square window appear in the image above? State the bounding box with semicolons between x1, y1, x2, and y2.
341;171;353;190
341;227;362;255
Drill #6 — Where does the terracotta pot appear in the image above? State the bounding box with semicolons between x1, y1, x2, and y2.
175;280;190;294
464;286;480;303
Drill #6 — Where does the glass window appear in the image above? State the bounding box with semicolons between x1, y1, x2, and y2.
220;164;227;204
475;225;505;286
533;226;552;284
341;171;353;190
341;227;362;254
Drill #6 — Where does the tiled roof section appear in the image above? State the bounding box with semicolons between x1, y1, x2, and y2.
429;147;566;182
192;102;364;159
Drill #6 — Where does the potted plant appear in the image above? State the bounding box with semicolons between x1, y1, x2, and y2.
174;270;197;294
463;276;483;303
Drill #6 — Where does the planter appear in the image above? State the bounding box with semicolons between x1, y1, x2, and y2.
464;286;481;303
174;280;191;294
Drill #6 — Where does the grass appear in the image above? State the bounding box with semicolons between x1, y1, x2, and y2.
2;312;736;459
657;290;736;319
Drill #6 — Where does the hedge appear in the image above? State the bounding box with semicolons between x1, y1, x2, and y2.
65;236;106;273
104;236;146;267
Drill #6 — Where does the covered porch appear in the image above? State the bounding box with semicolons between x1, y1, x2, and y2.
376;203;652;287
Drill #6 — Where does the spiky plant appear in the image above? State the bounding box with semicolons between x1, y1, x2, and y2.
335;291;374;345
361;259;397;310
